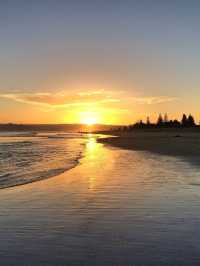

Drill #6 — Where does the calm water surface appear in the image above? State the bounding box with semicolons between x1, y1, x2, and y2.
0;134;200;265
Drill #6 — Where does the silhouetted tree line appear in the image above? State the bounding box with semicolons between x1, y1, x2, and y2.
121;113;197;131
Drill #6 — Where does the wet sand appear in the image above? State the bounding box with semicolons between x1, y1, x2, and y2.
98;130;200;158
1;136;200;265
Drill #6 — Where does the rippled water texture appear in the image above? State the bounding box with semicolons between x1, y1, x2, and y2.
0;135;200;265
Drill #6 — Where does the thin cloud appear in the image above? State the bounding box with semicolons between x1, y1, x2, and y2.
129;96;177;105
0;90;177;109
77;90;105;96
0;91;120;108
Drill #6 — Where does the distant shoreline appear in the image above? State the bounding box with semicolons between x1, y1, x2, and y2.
0;123;119;133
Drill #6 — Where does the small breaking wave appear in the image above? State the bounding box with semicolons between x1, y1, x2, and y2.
0;133;85;189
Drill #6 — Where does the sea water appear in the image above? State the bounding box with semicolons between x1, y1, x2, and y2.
0;132;85;188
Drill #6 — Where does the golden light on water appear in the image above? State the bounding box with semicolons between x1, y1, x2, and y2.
86;135;98;159
84;134;115;190
85;135;101;189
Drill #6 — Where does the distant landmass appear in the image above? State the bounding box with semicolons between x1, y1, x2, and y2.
0;123;121;132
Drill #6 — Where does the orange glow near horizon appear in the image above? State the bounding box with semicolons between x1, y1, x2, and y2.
0;89;187;125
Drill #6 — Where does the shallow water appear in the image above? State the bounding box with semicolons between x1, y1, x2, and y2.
0;132;85;188
0;135;200;265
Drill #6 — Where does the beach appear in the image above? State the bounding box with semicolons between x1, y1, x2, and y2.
1;1;200;265
99;130;200;159
1;134;200;265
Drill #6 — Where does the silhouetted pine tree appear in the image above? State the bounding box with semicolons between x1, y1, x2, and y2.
187;114;195;127
181;114;187;127
146;116;150;126
157;114;163;126
164;113;168;123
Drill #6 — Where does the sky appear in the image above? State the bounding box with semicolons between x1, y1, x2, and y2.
1;0;200;125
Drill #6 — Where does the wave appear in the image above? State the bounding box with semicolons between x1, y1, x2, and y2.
0;133;85;189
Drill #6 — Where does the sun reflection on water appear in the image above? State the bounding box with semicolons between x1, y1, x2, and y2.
79;134;115;191
86;136;98;157
85;134;105;190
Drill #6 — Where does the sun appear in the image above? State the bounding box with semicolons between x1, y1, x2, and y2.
79;111;100;126
82;116;97;126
